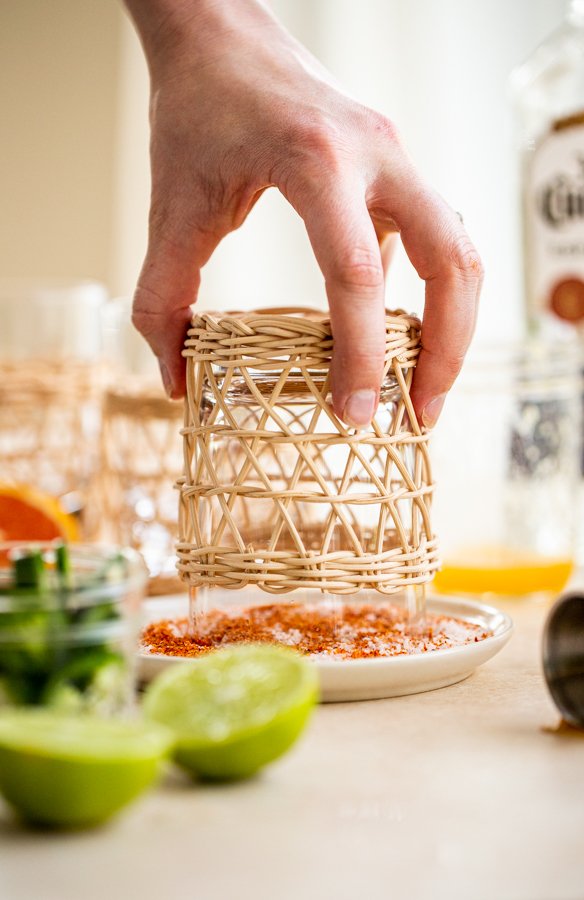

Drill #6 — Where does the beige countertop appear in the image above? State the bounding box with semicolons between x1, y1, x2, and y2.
1;594;583;900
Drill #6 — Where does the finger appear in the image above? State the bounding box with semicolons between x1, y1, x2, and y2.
373;170;483;427
132;205;221;399
379;232;398;277
295;179;387;428
412;252;482;428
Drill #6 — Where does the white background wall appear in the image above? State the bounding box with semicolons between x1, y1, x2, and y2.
0;0;569;339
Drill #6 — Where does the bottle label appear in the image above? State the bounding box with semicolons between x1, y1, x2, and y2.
526;115;584;325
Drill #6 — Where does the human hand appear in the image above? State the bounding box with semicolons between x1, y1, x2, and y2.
124;0;483;428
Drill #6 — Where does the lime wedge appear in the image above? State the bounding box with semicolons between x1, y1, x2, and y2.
143;645;319;781
0;710;173;828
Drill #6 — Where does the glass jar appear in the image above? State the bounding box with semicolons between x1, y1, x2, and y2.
0;543;147;713
99;297;184;593
431;338;583;598
177;309;438;658
0;279;106;538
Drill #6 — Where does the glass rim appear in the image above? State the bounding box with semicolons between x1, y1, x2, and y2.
0;542;147;611
204;366;401;402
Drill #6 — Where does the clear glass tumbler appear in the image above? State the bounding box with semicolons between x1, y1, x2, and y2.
0;279;106;537
99;298;184;592
431;338;583;598
178;309;438;657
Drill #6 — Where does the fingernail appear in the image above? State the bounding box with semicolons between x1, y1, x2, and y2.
159;361;172;397
343;390;377;428
421;393;447;429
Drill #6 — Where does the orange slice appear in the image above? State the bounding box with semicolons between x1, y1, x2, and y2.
0;484;80;543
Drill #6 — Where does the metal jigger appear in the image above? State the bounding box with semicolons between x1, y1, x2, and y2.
542;593;584;729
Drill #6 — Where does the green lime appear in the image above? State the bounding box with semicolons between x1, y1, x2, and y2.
0;710;173;828
143;645;319;781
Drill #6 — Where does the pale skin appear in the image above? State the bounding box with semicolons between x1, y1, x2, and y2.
124;0;483;428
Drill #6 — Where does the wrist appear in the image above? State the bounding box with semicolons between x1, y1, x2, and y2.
123;0;278;71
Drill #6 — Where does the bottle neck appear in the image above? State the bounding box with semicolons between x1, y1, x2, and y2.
568;0;584;24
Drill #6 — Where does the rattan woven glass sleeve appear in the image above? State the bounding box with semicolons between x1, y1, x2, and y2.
177;309;439;595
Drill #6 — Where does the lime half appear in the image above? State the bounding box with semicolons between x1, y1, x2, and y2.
143;645;319;781
0;710;172;828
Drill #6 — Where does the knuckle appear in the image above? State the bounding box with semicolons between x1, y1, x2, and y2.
294;118;337;154
131;287;166;338
359;347;386;369
338;345;383;362
287;118;347;179
132;283;193;345
342;345;385;363
330;249;385;293
334;348;386;381
367;110;402;147
442;352;466;381
447;235;484;282
425;345;466;383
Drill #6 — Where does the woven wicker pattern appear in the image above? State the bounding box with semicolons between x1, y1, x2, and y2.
0;359;103;537
97;380;185;593
177;309;438;595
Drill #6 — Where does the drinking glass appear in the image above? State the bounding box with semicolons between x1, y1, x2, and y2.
178;309;437;643
0;279;106;537
99;298;184;592
430;338;583;598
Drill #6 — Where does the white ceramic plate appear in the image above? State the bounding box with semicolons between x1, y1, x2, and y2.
137;594;513;702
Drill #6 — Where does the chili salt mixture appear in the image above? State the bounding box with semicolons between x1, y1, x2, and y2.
141;602;491;661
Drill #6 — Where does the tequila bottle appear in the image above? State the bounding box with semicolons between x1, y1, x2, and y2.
512;0;584;331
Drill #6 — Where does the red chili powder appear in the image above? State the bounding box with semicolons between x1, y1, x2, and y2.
141;602;491;660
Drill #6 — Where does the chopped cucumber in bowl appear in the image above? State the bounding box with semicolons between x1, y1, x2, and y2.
0;542;146;713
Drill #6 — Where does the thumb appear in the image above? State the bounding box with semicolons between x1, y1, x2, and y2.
132;222;219;399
